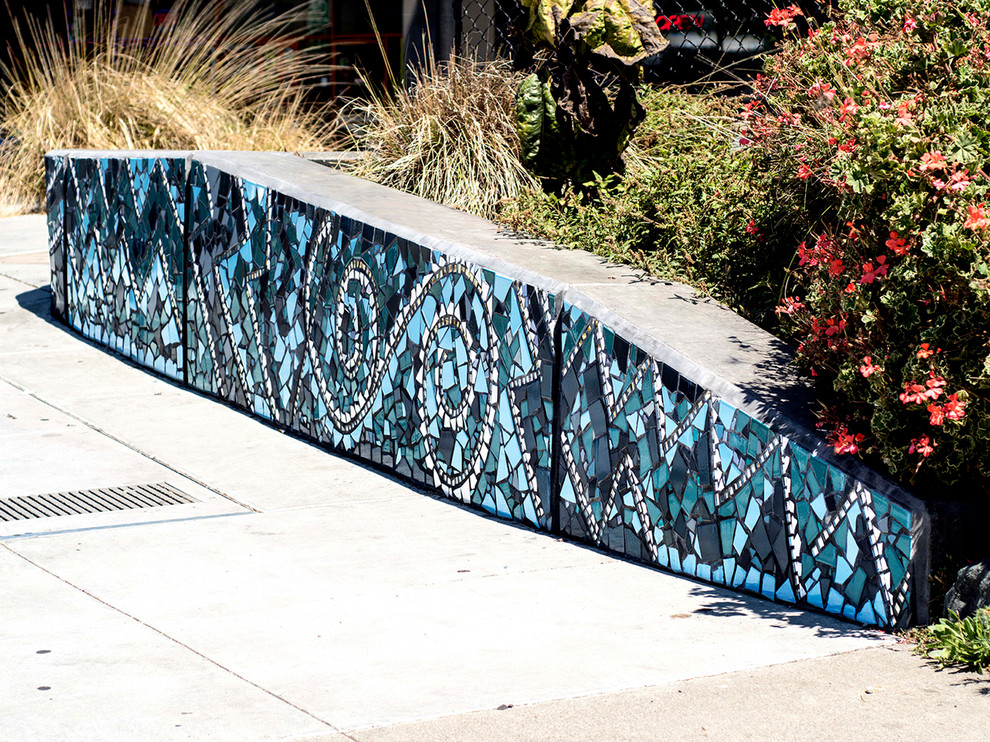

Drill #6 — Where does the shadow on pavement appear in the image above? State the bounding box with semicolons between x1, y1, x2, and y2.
15;286;54;321
684;582;885;639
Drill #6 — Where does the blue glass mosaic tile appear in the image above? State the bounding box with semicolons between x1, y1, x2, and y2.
555;302;916;627
62;156;186;380
185;163;555;527
48;154;923;629
45;155;67;320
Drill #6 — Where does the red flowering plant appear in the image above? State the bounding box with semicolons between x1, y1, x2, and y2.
746;0;990;496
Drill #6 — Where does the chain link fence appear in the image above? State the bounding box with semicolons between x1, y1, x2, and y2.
453;0;832;82
452;0;528;62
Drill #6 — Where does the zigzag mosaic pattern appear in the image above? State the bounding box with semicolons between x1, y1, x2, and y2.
556;305;915;627
46;154;922;628
61;156;186;380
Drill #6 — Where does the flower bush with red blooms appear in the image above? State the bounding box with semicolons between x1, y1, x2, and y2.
745;0;990;497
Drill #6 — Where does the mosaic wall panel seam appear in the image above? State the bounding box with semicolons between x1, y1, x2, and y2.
44;152;927;629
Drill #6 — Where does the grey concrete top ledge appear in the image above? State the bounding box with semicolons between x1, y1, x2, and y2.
49;149;924;514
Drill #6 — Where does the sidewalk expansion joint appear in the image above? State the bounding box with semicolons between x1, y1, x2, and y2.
0;269;43;289
0;371;261;515
1;542;353;739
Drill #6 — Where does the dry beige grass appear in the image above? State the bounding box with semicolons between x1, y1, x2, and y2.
347;53;536;220
0;0;340;213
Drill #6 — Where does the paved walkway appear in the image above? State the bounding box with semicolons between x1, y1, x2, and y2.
0;214;987;740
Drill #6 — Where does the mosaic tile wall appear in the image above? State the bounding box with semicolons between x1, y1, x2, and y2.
46;153;925;628
60;155;187;380
184;161;555;525
46;156;67;321
556;305;915;628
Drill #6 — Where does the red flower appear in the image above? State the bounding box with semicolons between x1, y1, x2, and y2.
927;404;945;426
885;231;910;256
909;435;936;457
875;255;888;277
798;234;841;269
844;36;876;66
859;256;887;284
823;316;847;336
895;103;914;127
948;169;970;193
830;425;865;455
944;393;967;421
925;372;946;400
839;98;860;121
903;15;918;33
919;150;948;172
964;203;990;230
765;5;803;27
797;164;813;180
775;296;805;315
808;80;836;102
860;356;883;377
746;220;759;235
899;381;928;405
828;258;845;277
916;342;937;359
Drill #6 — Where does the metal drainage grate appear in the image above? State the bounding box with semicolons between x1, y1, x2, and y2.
0;482;197;522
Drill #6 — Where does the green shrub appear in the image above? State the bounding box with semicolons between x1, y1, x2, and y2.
914;608;990;672
499;86;789;322
744;0;990;497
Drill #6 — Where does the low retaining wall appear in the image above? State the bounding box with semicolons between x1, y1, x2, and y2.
45;150;930;628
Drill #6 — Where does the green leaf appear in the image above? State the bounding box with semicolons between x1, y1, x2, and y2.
516;73;550;170
949;131;981;164
519;0;574;47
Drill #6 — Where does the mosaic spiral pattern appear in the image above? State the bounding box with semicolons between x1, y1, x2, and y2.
46;154;923;628
184;162;555;526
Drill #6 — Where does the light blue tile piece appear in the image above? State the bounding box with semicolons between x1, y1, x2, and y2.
776;581;795;604
827;588;845;614
761;573;776;598
745;567;761;592
733;523;748;554
856;601;877;625
744;496;760;530
873;594;888;626
836;558;853;584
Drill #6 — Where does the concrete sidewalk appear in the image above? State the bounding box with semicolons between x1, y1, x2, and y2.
0;214;986;741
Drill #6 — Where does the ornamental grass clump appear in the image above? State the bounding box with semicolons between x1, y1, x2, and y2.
0;0;339;215
346;53;537;220
745;0;990;497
